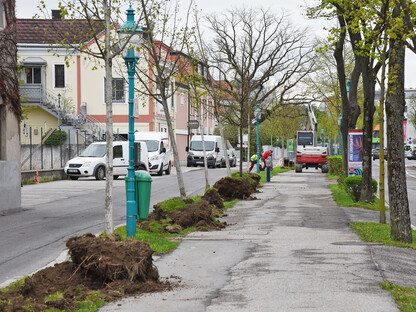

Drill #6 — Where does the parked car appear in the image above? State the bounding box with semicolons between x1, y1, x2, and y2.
373;147;388;161
221;150;237;168
404;145;415;160
186;135;224;168
134;132;171;176
64;141;148;180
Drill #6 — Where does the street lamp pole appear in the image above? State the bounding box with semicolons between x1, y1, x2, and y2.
58;93;62;168
255;104;262;173
119;5;143;238
338;113;342;156
321;127;324;147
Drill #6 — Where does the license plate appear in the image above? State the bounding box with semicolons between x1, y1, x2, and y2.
67;169;78;173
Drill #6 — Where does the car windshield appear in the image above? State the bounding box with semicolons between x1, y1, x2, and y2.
140;140;159;152
80;144;106;157
190;141;215;151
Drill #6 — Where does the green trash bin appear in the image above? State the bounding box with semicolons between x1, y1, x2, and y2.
134;171;152;219
124;171;152;219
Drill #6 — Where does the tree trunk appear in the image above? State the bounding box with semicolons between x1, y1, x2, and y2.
359;56;376;202
333;15;350;175
104;0;113;234
239;124;243;177
199;106;209;188
161;98;187;199
386;19;412;243
219;122;231;176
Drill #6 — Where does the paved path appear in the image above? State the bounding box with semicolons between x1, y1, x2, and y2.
101;170;401;311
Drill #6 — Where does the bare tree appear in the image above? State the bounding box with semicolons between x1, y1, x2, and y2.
130;0;194;199
38;0;140;234
205;7;315;176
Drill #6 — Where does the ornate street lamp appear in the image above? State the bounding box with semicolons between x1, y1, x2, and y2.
338;113;342;156
254;104;262;173
118;5;144;238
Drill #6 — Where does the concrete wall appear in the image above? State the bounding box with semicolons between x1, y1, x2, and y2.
21;143;87;171
0;161;21;211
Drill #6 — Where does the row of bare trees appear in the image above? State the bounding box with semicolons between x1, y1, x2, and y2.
35;0;314;234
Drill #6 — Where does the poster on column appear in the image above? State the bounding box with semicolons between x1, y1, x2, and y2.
287;139;294;161
348;129;363;176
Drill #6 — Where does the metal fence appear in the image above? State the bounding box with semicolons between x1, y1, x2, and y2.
20;127;104;171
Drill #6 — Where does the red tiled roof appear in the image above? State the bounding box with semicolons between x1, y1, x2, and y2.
16;19;105;45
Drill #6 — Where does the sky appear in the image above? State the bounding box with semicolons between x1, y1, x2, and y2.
15;0;416;88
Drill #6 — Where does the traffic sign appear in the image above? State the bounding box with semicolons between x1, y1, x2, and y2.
188;120;199;129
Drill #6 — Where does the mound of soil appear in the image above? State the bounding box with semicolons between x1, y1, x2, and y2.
66;233;159;282
202;188;224;209
141;199;226;232
0;234;170;312
213;176;257;201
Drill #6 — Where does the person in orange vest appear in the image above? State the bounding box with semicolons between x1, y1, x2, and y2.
261;150;273;170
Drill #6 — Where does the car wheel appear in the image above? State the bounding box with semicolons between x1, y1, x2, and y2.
295;163;302;173
95;166;105;180
165;162;171;175
70;176;79;180
157;163;164;176
187;162;191;167
321;164;329;173
138;165;146;170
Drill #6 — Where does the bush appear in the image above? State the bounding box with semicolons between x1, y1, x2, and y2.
43;129;68;146
344;176;377;201
327;156;345;182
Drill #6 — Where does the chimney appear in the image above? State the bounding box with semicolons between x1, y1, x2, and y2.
51;10;61;20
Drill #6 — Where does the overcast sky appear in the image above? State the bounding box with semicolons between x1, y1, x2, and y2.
15;0;416;88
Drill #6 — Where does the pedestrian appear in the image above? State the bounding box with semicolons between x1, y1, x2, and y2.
249;154;258;172
261;150;273;170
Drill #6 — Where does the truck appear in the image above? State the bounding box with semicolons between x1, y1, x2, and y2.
295;104;328;173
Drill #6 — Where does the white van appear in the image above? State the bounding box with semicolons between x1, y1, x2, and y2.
187;135;224;168
134;131;172;176
64;141;149;180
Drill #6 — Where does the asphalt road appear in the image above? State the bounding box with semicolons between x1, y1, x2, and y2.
0;166;234;286
372;159;416;226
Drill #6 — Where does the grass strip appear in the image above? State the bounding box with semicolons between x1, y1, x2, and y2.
381;281;416;312
329;183;381;210
350;222;416;250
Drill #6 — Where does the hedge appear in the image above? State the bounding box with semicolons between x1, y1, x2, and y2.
344;176;377;202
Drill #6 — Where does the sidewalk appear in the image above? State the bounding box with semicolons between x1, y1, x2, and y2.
101;169;416;311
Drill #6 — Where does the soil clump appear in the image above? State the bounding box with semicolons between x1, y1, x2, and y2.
213;175;259;201
0;234;169;312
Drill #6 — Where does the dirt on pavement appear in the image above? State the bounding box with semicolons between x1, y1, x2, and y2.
0;174;261;311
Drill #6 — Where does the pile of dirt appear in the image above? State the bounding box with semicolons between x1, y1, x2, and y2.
213;176;258;201
0;234;169;312
141;194;226;233
66;233;159;282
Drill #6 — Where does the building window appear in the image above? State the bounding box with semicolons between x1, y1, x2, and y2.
112;78;125;103
54;64;65;88
25;67;41;84
0;2;5;31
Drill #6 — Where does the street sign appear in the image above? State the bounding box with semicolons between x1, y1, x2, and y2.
188;120;199;129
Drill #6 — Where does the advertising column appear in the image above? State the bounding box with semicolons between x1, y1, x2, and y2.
348;129;363;176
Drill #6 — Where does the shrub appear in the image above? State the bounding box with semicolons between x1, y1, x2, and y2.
43;129;67;145
344;176;377;201
327;156;345;182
